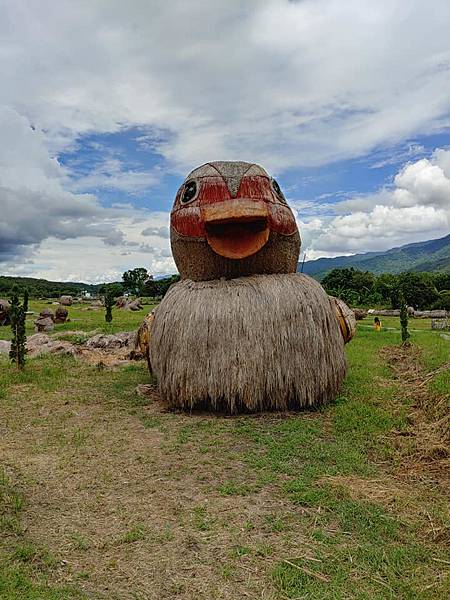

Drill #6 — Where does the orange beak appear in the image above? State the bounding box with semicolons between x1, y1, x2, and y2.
201;199;270;259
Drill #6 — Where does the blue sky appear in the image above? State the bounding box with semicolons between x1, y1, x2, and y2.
1;0;450;282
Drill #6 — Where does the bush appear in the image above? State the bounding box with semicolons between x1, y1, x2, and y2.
431;290;450;311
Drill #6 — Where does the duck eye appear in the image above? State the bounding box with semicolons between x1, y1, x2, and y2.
181;180;197;204
271;178;287;203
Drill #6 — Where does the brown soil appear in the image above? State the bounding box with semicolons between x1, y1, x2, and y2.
1;375;317;599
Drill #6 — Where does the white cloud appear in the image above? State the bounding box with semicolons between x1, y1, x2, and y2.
1;0;450;169
67;158;159;194
303;152;450;256
1;1;450;279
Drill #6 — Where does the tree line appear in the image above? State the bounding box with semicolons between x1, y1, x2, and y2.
321;268;450;310
0;271;180;300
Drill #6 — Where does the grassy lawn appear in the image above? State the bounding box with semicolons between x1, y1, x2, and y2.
0;300;156;341
0;311;449;599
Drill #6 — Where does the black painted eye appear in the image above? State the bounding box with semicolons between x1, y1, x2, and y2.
181;180;197;204
271;178;287;203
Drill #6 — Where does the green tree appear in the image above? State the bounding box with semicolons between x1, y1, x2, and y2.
104;291;114;323
322;268;374;305
9;285;27;369
23;288;29;313
99;282;123;299
373;273;399;307
122;268;149;295
431;290;450;311
432;272;450;292
397;272;439;310
399;292;410;344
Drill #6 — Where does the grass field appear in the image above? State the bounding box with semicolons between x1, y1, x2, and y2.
0;303;449;599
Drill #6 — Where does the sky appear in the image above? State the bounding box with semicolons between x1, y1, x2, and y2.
1;0;450;283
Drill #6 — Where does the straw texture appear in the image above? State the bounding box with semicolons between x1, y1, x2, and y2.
149;273;347;412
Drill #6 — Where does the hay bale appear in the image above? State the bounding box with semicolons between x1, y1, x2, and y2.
150;274;347;413
54;306;69;324
60;295;73;306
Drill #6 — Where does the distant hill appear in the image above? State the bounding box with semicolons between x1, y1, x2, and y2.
300;234;450;279
0;276;101;298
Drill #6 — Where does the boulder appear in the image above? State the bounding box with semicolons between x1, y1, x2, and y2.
27;333;77;356
115;296;128;308
0;339;11;354
39;307;54;320
368;309;400;317
85;331;136;349
413;310;447;319
353;308;367;320
54;306;69;324
34;316;54;332
60;295;73;306
0;299;11;326
126;299;143;311
431;319;449;330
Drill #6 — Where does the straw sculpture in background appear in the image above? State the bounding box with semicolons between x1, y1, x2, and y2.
139;161;355;412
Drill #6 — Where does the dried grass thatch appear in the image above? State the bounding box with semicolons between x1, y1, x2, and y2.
149;273;347;413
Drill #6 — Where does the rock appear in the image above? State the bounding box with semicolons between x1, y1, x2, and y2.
60;295;73;306
431;319;449;330
115;297;143;311
54;307;69;324
39;308;54;320
115;296;128;308
368;309;400;317
27;333;77;356
0;339;11;354
34;316;54;332
353;308;367;320
0;299;11;326
85;331;136;349
413;310;447;319
126;299;143;311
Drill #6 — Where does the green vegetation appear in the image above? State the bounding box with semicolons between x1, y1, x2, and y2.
0;307;448;598
104;291;114;323
0;272;180;302
8;286;27;369
399;293;410;343
322;267;449;309
0;299;157;342
303;233;450;278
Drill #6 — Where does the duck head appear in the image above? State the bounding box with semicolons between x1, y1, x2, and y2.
170;161;301;281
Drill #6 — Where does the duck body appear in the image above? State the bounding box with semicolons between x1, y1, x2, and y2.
144;161;354;412
149;273;346;412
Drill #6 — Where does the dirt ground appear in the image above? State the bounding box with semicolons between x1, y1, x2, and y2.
2;376;321;599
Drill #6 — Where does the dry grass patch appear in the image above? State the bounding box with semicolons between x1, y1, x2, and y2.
380;344;449;481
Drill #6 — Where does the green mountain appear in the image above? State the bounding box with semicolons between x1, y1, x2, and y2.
0;276;101;298
300;234;450;279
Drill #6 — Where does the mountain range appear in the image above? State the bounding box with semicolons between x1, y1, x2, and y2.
300;234;450;279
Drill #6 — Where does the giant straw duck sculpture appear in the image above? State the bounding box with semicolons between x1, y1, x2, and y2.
142;161;355;413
